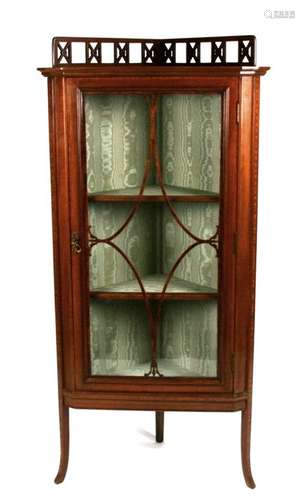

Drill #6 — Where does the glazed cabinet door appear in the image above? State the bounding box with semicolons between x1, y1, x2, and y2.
65;74;239;394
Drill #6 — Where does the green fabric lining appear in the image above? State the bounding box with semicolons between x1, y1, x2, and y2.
86;93;221;378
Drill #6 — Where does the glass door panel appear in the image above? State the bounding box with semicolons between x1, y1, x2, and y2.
158;301;218;377
86;94;221;201
162;202;219;292
159;94;221;195
88;202;157;293
88;202;218;295
90;300;151;376
86;95;151;194
85;93;222;378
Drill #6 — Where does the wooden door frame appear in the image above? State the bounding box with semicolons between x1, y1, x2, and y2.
62;73;239;397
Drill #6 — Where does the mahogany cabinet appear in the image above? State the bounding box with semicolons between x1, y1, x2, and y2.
38;35;269;487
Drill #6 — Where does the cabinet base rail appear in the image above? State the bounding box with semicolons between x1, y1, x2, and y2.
54;396;255;488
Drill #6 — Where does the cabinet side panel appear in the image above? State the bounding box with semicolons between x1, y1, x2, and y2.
48;77;75;391
234;76;260;394
247;76;261;398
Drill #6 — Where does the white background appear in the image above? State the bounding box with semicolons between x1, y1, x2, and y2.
1;1;304;498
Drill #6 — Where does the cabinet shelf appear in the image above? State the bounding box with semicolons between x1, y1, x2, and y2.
91;359;217;378
88;185;219;203
90;274;217;301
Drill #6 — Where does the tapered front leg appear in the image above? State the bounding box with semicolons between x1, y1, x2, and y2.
155;411;164;443
54;402;69;484
241;404;255;489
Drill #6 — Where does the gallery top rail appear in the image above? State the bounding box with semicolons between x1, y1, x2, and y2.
52;35;256;67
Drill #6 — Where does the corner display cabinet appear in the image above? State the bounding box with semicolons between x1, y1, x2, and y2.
38;35;269;488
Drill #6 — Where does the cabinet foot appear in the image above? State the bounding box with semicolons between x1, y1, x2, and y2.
241;405;256;489
54;404;69;484
155;411;164;443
